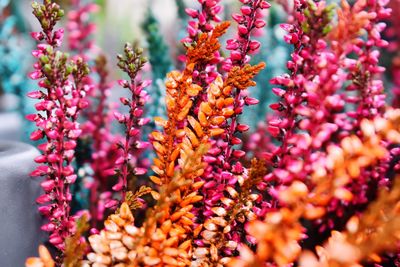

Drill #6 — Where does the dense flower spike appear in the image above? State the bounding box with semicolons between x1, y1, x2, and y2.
29;0;90;255
183;0;223;44
224;0;270;70
335;0;390;121
190;7;267;262
81;55;121;225
114;44;151;201
67;0;98;57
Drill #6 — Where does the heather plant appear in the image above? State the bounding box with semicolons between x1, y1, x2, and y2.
28;0;90;257
23;0;400;266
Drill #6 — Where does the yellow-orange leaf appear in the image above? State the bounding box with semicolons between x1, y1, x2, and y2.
150;175;162;185
210;128;225;136
188;116;204;138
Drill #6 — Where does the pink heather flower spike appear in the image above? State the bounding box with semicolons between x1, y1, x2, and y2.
29;0;90;255
192;0;270;263
67;0;99;59
114;44;151;201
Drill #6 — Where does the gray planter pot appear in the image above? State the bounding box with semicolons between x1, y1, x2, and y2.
0;94;22;141
0;141;44;266
0;111;22;141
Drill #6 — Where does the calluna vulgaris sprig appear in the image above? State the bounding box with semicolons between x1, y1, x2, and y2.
28;0;90;254
112;44;151;203
192;0;269;263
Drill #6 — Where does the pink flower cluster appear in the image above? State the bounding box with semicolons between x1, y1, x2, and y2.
183;0;223;43
224;0;270;70
67;0;99;57
111;44;151;203
28;0;90;252
192;0;270;260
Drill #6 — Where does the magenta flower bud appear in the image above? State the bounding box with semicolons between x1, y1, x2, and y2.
133;108;143;117
34;155;47;165
113;111;126;123
115;156;125;165
46;130;59;139
105;199;119;208
129;128;140;137
254;19;266;29
244;97;259;105
118;79;129;88
41;180;56;192
134;167;147;175
238;25;248;35
268;125;280;137
221;171;233;180
230;51;242;61
53;28;64;40
64;141;77;150
26;114;38;122
112;181;124;192
204;23;214;31
237;124;250;132
90;228;100;235
187;26;197;36
138;118;150;126
204;155;217;163
280;23;293;32
29;71;42;80
198;12;206;25
49;236;63;246
240;6;252;15
249;40;261;50
38;205;52;215
32;50;43;57
47;153;60;163
211;5;222;15
259;0;271;9
41;223;56;232
226;39;240;50
36;194;51;204
120;97;130;106
30;130;44;141
30;31;44;41
272;87;285;97
136;141;150;149
185;8;198;18
30;165;50;177
231;137;242;145
232;13;244;23
66;175;77;184
233;150;246;158
63;166;75;176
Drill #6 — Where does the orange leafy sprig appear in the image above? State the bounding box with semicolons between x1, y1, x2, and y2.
86;144;208;267
329;0;376;55
150;22;230;186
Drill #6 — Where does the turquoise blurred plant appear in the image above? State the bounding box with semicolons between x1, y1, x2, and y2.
0;0;36;141
141;7;173;121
